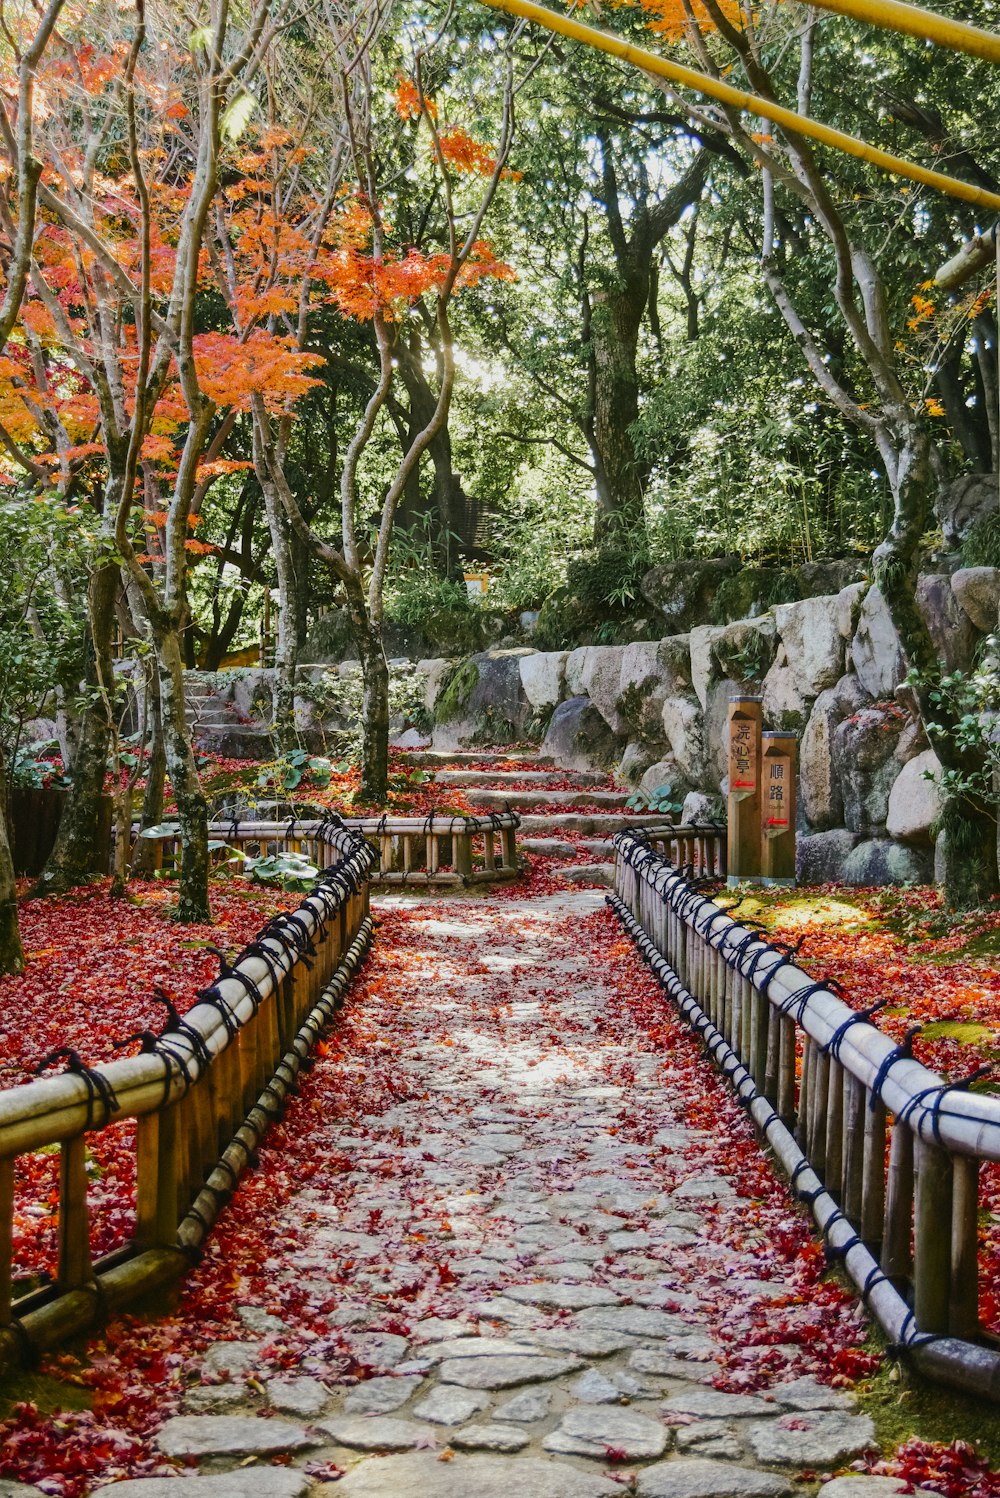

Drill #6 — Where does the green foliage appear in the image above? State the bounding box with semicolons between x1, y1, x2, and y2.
258;748;335;793
227;848;320;892
908;647;1000;826
625;782;684;817
962;511;1000;570
435;658;480;724
10;742;70;789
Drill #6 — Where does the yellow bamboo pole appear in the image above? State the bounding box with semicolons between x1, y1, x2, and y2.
794;0;1000;66
480;0;1000;214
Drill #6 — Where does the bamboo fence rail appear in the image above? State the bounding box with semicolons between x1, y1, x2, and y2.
0;825;377;1372
611;830;1000;1401
137;810;521;887
638;822;727;879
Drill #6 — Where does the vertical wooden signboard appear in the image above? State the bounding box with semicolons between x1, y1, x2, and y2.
727;696;763;886
761;730;797;885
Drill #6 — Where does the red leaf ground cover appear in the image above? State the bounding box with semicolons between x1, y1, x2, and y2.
2;881;287;1283
736;885;1000;1334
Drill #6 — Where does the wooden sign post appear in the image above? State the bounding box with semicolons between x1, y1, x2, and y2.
761;730;798;885
727;696;763;886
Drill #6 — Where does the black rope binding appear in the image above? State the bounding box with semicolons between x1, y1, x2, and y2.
32;1047;120;1128
868;1024;923;1111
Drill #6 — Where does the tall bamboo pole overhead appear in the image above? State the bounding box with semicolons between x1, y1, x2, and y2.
793;0;1000;64
479;0;1000;214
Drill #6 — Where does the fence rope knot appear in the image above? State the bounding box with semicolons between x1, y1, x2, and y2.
32;1047;120;1128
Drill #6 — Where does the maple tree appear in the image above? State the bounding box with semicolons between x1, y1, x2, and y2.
234;10;519;801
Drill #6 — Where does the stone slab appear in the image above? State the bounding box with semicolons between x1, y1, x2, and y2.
439;1353;583;1388
343;1374;426;1413
413;1385;491;1425
451;1423;532;1452
91;1477;310;1498
266;1375;330;1417
745;1411;877;1465
334;1453;621;1497
544;1406;670;1460
155;1415;314;1460
637;1458;795;1498
495;1387;554;1422
319;1416;438;1451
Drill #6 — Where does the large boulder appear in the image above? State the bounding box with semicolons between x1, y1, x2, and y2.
850;587;906;700
832;703;909;834
799;674;868;830
679;789;725;826
617;638;692;742
542;697;620;773
638;756;686;799
837;581;868;642
917;573;979;673
433;649;534;749
773;595;844;697
690;624;724;709
619;740;665;787
573;646;628;733
886;750;943;843
711;616;778;687
797;560;867;598
936;471;997;546
951;566;1000;633
797;829;862;884
616;638;688;743
416;658;453;715
761;647;812;733
640;557;740;631
842;838;935;886
660;695;706;782
519;651;569;710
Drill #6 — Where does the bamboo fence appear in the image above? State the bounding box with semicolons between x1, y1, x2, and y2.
137;810;521;886
611;830;1000;1401
0;825;377;1372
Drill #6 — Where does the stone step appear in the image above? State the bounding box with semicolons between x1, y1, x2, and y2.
434;769;606;789
519;837;614;857
515;812;663;835
403;751;555;767
467;789;630;811
554;862;616;887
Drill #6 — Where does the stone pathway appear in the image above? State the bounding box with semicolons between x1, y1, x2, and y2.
5;889;910;1497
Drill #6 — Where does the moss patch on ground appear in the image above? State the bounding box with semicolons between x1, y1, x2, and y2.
856;1336;1000;1468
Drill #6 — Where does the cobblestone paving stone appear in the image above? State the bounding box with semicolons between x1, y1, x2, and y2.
7;884;922;1497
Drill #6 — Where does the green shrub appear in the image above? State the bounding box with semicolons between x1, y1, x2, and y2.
962;511;1000;569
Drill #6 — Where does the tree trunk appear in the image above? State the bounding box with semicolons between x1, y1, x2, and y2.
345;579;390;803
0;755;24;976
261;480;299;745
153;623;211;922
588;283;647;540
34;559;118;894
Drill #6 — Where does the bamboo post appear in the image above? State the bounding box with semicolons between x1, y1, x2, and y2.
761;732;798;886
861;1096;887;1248
825;1057;844;1194
764;1000;781;1104
455;831;473;881
842;1073;866;1222
914;1136;954;1334
778;1015;797;1124
812;1047;830;1167
797;1037;814;1151
57;1137;93;1290
950;1156;980;1337
882;1119;915;1283
726;696;763;885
